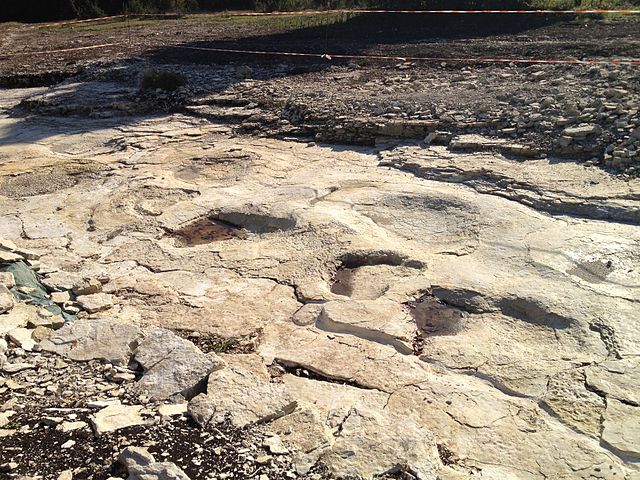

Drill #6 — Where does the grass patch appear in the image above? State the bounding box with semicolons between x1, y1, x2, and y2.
529;0;640;8
201;11;358;30
45;11;357;32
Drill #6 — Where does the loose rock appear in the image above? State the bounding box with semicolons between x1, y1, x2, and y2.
134;328;225;401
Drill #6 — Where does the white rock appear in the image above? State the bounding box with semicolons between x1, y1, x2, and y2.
0;285;14;314
57;470;73;480
2;362;35;374
118;446;190;480
264;435;288;454
86;399;121;409
563;124;602;138
158;403;188;417
57;421;87;432
0;251;22;263
602;398;640;458
76;293;114;313
91;402;145;436
0;304;38;335
0;238;17;252
27;308;63;329
50;291;71;304
0;412;10;428
72;278;102;296
7;327;36;351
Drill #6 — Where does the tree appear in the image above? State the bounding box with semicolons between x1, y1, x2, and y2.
70;0;105;19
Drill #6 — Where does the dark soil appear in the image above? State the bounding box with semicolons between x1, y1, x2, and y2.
0;411;296;480
1;14;637;79
169;217;247;246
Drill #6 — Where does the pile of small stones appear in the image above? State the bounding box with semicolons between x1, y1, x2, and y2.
14;59;639;175
226;63;640;174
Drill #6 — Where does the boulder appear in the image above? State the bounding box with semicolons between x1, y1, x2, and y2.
91;402;145;436
118;447;190;480
188;354;296;428
134;328;225;401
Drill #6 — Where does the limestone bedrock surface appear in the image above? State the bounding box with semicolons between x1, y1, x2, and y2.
1;85;639;480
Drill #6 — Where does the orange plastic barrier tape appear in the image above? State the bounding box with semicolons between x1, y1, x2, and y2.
226;8;640;15
175;45;640;66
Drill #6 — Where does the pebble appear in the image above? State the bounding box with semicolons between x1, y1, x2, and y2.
264;435;288;455
58;421;87;432
57;470;73;480
61;439;76;449
72;278;102;296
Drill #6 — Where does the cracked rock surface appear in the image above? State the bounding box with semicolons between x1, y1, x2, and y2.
0;75;639;480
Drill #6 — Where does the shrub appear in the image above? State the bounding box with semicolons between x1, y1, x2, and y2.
140;69;188;92
70;0;105;19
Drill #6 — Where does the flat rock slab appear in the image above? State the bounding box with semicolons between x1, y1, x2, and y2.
76;293;114;313
586;359;640;406
0;303;37;335
7;327;36;351
317;300;414;354
40;318;142;365
134;328;225;401
323;405;440;480
91;402;145;436
602;398;640;459
188;354;296;428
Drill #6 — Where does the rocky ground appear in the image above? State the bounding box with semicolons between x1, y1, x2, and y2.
1;14;639;173
1;12;640;480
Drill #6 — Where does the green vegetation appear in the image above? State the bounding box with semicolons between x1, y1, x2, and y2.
529;0;638;8
3;0;638;23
